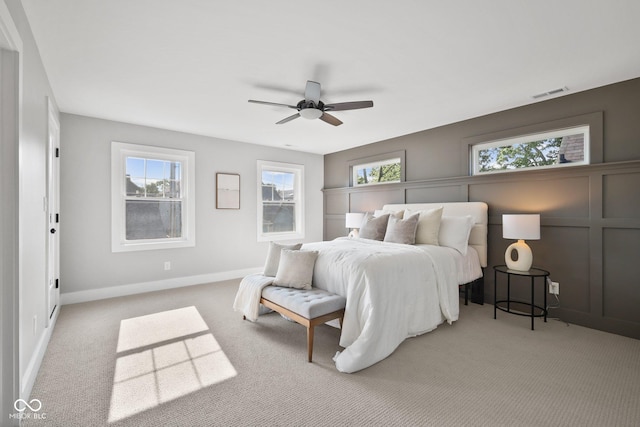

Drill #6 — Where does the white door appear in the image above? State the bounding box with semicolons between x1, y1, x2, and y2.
46;98;60;324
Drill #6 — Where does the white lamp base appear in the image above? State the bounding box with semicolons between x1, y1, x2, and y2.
505;239;533;271
348;229;359;238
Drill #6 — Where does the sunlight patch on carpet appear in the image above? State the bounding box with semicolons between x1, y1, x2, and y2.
108;306;237;423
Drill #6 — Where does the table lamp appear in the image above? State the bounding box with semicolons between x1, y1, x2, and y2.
346;212;365;238
503;214;540;271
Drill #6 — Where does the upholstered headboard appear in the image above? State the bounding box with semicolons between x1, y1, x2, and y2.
382;202;489;267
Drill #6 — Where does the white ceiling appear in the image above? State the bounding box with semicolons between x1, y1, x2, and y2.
22;1;640;155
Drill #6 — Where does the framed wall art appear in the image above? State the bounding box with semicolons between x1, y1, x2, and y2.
216;173;240;209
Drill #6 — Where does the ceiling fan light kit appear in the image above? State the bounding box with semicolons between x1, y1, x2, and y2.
249;80;373;126
299;108;322;120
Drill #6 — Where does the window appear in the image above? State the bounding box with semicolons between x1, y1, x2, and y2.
111;142;195;252
257;160;304;242
471;125;590;175
348;150;405;187
352;157;402;186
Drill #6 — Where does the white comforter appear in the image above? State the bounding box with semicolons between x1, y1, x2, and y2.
302;237;460;373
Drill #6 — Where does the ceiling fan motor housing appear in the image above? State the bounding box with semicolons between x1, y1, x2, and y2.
297;100;324;119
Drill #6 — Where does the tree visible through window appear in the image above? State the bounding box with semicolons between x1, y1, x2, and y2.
353;157;401;186
472;126;589;175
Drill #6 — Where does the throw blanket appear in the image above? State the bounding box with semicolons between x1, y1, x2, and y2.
232;273;274;321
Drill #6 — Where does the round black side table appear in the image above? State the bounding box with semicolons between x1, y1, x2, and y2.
493;265;550;330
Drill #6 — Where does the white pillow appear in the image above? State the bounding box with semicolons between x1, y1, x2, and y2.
406;206;443;245
438;215;474;255
272;249;318;290
263;242;302;277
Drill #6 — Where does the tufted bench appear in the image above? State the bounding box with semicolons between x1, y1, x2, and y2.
245;286;346;362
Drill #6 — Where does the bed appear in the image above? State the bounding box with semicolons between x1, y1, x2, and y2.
302;202;488;373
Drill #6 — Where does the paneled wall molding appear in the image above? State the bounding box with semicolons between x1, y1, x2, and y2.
325;159;640;231
323;159;640;339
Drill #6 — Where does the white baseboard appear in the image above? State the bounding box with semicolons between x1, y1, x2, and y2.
21;306;59;400
60;267;262;305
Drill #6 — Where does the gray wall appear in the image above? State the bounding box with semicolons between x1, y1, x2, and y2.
323;78;640;340
60;114;324;297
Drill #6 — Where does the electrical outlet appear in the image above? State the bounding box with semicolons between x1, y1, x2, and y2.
549;281;560;295
164;261;171;271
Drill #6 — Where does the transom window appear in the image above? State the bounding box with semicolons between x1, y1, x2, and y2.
257;160;304;242
112;142;195;252
352;157;401;186
471;125;590;175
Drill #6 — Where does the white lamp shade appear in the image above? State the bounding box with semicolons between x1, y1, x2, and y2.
502;214;540;240
345;212;365;229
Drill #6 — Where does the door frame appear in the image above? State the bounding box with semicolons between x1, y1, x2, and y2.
0;3;22;425
46;97;60;326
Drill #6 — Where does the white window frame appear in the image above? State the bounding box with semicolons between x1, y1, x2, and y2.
257;160;304;242
471;125;590;176
111;141;195;252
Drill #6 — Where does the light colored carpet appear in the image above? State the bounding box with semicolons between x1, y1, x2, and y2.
24;279;640;427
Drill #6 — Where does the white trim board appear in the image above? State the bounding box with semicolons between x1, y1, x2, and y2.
61;267;262;305
21;306;59;401
0;2;22;51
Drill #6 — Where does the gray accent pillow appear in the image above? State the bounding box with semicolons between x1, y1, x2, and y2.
359;213;390;241
384;213;420;244
263;242;302;277
272;249;319;290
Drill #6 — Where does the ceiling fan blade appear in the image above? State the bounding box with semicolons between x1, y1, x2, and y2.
276;113;301;124
319;112;343;126
248;100;297;109
304;81;321;104
323;100;374;111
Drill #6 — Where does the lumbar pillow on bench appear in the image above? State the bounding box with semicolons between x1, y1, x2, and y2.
263;241;302;277
273;249;319;290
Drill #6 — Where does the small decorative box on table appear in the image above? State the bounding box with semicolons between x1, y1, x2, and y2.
493;265;550;330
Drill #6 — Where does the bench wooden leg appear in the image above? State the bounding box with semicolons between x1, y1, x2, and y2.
258;296;345;363
307;326;314;363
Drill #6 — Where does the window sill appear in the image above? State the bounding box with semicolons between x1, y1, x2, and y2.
112;239;195;253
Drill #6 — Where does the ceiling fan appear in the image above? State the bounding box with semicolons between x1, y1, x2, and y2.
248;80;373;126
